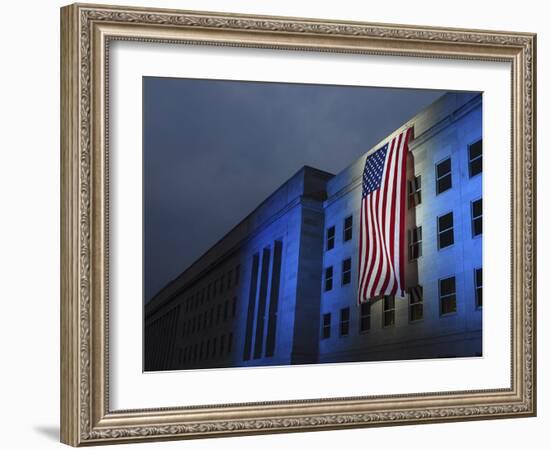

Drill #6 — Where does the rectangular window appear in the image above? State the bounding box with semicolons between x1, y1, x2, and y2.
220;335;226;355
212;337;217;357
220;275;225;294
322;313;331;339
243;254;259;361
340;308;350;336
228;333;233;353
216;303;221;323
409;285;423;322
437;212;454;249
408;175;422;208
205;340;210;359
472;198;482;236
227;270;232;289
383;295;396;327
440;276;457;315
266;240;283;358
475;268;483;308
223;300;229;321
324;266;333;291
343;216;353;242
436;158;452;194
253;247;271;359
469;139;482;177
232;297;237;318
359;302;371;332
326;226;335;250
408;226;422;260
235;265;240;286
342;258;352;285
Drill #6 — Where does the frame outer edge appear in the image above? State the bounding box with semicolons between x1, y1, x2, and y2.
60;2;537;445
61;3;81;447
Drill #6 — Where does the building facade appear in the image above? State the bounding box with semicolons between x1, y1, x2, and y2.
144;92;482;371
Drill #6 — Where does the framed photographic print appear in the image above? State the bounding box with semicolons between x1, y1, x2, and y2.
60;3;537;446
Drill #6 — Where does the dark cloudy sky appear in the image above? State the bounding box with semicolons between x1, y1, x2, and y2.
143;77;446;303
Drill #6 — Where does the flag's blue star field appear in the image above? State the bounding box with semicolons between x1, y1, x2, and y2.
362;144;388;197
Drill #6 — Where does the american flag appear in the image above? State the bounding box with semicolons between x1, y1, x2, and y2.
358;128;413;303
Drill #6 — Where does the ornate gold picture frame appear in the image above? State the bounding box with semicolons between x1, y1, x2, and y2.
60;3;536;446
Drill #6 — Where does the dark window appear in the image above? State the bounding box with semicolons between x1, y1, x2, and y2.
205;340;210;359
232;297;237;318
440;276;457;315
322;313;331;339
209;307;214;327
199;341;204;360
253;248;271;360
342;258;352;285
408;226;422;260
201;288;205;304
203;311;207;329
408;175;422;208
223;300;229;321
243;254;259;361
227;270;232;289
220;275;225;294
340;308;350;336
235;265;240;286
220;335;226;355
438;212;454;249
475;268;483;308
343;216;353;242
324;266;333;292
212;337;217;357
228;333;233;353
436;158;452;194
266;240;283;358
207;284;211;301
409;285;423;322
383;295;396;327
359;302;371;332
216;304;221;323
472;198;482;236
326;226;335;250
468;139;482;177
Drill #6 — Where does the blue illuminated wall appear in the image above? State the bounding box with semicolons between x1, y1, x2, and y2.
144;92;482;371
318;92;482;363
144;167;334;370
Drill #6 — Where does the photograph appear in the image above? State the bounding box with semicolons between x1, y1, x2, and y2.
143;79;483;371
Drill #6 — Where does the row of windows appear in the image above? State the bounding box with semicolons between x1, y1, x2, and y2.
326;215;353;251
324;258;352;291
325;198;481;290
435;138;482;195
180;332;234;365
182;297;237;338
321;268;482;339
408;140;481;209
324;139;482;253
183;265;240;314
408;198;482;260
